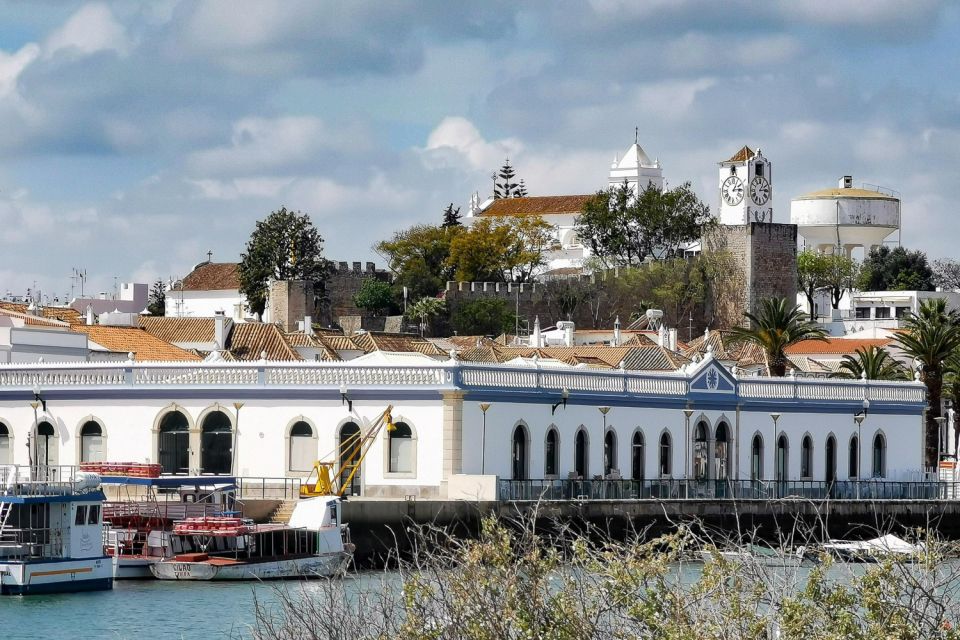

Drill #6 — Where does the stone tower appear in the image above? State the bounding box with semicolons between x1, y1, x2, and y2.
706;146;797;327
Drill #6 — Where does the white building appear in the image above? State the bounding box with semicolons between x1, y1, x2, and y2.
167;262;252;321
70;282;149;316
0;351;928;499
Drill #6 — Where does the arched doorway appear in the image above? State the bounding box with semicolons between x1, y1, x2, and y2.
80;421;104;463
511;425;528;480
693;421;708;480
825;435;837;482
200;411;233;475
715;422;730;481
631;431;644;481
339;421;361;496
750;435;763;481
872;433;886;478
288;421;315;472
574;429;588;479
800;435;813;479
659;432;671;477
603;430;617;476
0;423;9;465
776;434;788;482
848;435;859;479
36;421;57;468
159;411;190;475
545;428;559;477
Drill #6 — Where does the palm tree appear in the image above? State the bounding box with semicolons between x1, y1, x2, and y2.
728;297;828;377
832;346;907;381
894;298;960;468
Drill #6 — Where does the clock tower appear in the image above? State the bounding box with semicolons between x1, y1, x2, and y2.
718;146;772;225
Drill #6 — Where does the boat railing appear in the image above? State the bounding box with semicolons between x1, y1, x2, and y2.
236;477;302;501
0;526;64;560
0;465;89;497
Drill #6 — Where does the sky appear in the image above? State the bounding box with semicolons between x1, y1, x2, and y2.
1;1;959;302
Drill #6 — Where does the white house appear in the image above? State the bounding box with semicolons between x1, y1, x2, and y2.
167;262;251;321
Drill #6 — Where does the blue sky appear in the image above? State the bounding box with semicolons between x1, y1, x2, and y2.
1;1;959;300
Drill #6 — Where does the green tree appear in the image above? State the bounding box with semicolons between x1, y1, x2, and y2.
728;297;829;377
147;279;166;316
797;250;828;314
932;258;960;291
238;207;330;318
353;278;394;316
576;181;714;267
859;246;934;291
894;297;960;467
406;296;446;336
823;253;860;309
441;203;461;227
447;216;554;283
452;298;515;336
832;346;906;380
375;224;462;300
493;159;521;199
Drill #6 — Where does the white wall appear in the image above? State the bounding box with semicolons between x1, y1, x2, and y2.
166;290;249;321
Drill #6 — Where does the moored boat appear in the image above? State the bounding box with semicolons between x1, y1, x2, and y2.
0;465;114;595
150;495;352;580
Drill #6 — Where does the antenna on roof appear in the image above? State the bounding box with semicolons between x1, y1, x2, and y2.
635;126;638;145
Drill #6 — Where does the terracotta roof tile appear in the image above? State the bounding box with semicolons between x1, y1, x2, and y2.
350;332;446;356
176;262;240;291
785;338;892;355
479;195;593;217
621;345;692;371
229;323;301;361
0;307;71;328
726;146;755;163
283;332;341;361
0;302;82;325
71;325;201;362
139;317;217;344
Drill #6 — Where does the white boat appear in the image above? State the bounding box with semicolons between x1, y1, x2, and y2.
0;465;114;595
821;534;923;563
699;544;806;567
150;495;352;580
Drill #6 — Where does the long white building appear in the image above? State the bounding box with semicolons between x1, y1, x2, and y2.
0;350;928;500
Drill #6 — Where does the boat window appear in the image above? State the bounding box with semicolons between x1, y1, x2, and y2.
88;505;100;525
75;505;87;526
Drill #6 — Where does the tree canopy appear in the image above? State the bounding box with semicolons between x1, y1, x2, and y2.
797;250;860;313
728;297;828;376
452;298;516;336
147;279;166;316
238;207;330;318
859;246;934;292
375;224;463;300
932;259;960;291
353;278;394;316
447;216;554;283
833;346;906;381
441;203;462;227
493;160;524;199
575;181;714;267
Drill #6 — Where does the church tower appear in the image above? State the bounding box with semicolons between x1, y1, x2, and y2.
609;131;663;196
718;146;772;225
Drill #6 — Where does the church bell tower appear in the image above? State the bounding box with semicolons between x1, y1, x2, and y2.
718;146;772;225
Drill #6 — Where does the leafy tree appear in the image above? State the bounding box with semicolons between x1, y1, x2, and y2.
728;297;828;377
447;216;554;283
493;160;522;199
516;179;528;197
832;346;906;380
859;246;934;291
894;297;960;467
797;250;828;314
932;259;960;291
822;253;860;309
239;207;330;318
441;203;461;227
353;278;394;316
452;298;515;336
406;296;446;336
147;279;166;316
375;224;463;300
576;181;714;267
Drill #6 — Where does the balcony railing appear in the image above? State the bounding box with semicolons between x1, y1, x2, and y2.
497;478;948;502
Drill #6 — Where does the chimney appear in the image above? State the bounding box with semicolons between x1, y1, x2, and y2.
530;316;541;348
840;175;853;189
613;316;621;347
668;328;678;352
558;320;575;347
658;324;667;347
214;311;226;350
85;305;94;326
304;315;313;337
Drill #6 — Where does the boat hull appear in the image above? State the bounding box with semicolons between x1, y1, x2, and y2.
150;552;350;581
114;556;159;579
0;556;114;595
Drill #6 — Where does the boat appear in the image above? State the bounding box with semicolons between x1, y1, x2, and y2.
821;534;923;563
699;544;806;568
96;469;240;579
150;495;353;580
0;465;114;595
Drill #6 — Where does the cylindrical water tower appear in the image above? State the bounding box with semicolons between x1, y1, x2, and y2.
791;176;900;256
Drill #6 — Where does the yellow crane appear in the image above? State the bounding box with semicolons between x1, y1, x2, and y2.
300;405;395;498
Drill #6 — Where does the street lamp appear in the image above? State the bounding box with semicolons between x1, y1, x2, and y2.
682;408;694;491
339;384;353;413
854;399;868;498
479;402;491;475
551;388;569;415
232;402;244;476
598;407;611;475
769;412;781;495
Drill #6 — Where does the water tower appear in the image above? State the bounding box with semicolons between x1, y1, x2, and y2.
790;176;900;257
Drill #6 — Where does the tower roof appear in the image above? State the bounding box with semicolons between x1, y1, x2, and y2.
615;143;654;169
725;146;756;163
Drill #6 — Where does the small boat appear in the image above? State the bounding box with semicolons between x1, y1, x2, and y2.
150;495;352;580
821;534;923;563
0;465;114;595
700;544;806;567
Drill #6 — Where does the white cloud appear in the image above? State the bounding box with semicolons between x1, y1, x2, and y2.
44;3;132;58
421;116;524;171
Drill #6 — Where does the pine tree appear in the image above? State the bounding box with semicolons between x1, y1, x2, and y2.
493;159;519;199
516;179;528;198
442;203;462;227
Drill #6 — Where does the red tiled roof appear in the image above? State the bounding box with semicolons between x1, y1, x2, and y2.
139;317;216;344
479;195;593;217
726;146;755;163
0;307;71;328
229;323;301;361
72;326;201;362
177;262;240;291
0;302;83;325
785;338;892;355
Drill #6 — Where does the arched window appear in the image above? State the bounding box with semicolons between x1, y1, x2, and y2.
631;431;644;481
80;421;104;463
715;422;730;480
693;421;708;480
801;435;813;479
872;433;886;478
339;422;361;495
158;411;189;475
390;422;414;474
603;430;617;476
849;435;859;479
200;411;233;475
545;428;559;477
288;421;315;472
574;429;588;479
750;435;763;481
659;432;671;477
825;435;837;482
0;423;9;465
776;434;788;481
37;421;58;468
511;425;527;480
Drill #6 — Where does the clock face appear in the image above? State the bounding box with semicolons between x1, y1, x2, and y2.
750;176;771;205
721;176;744;206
